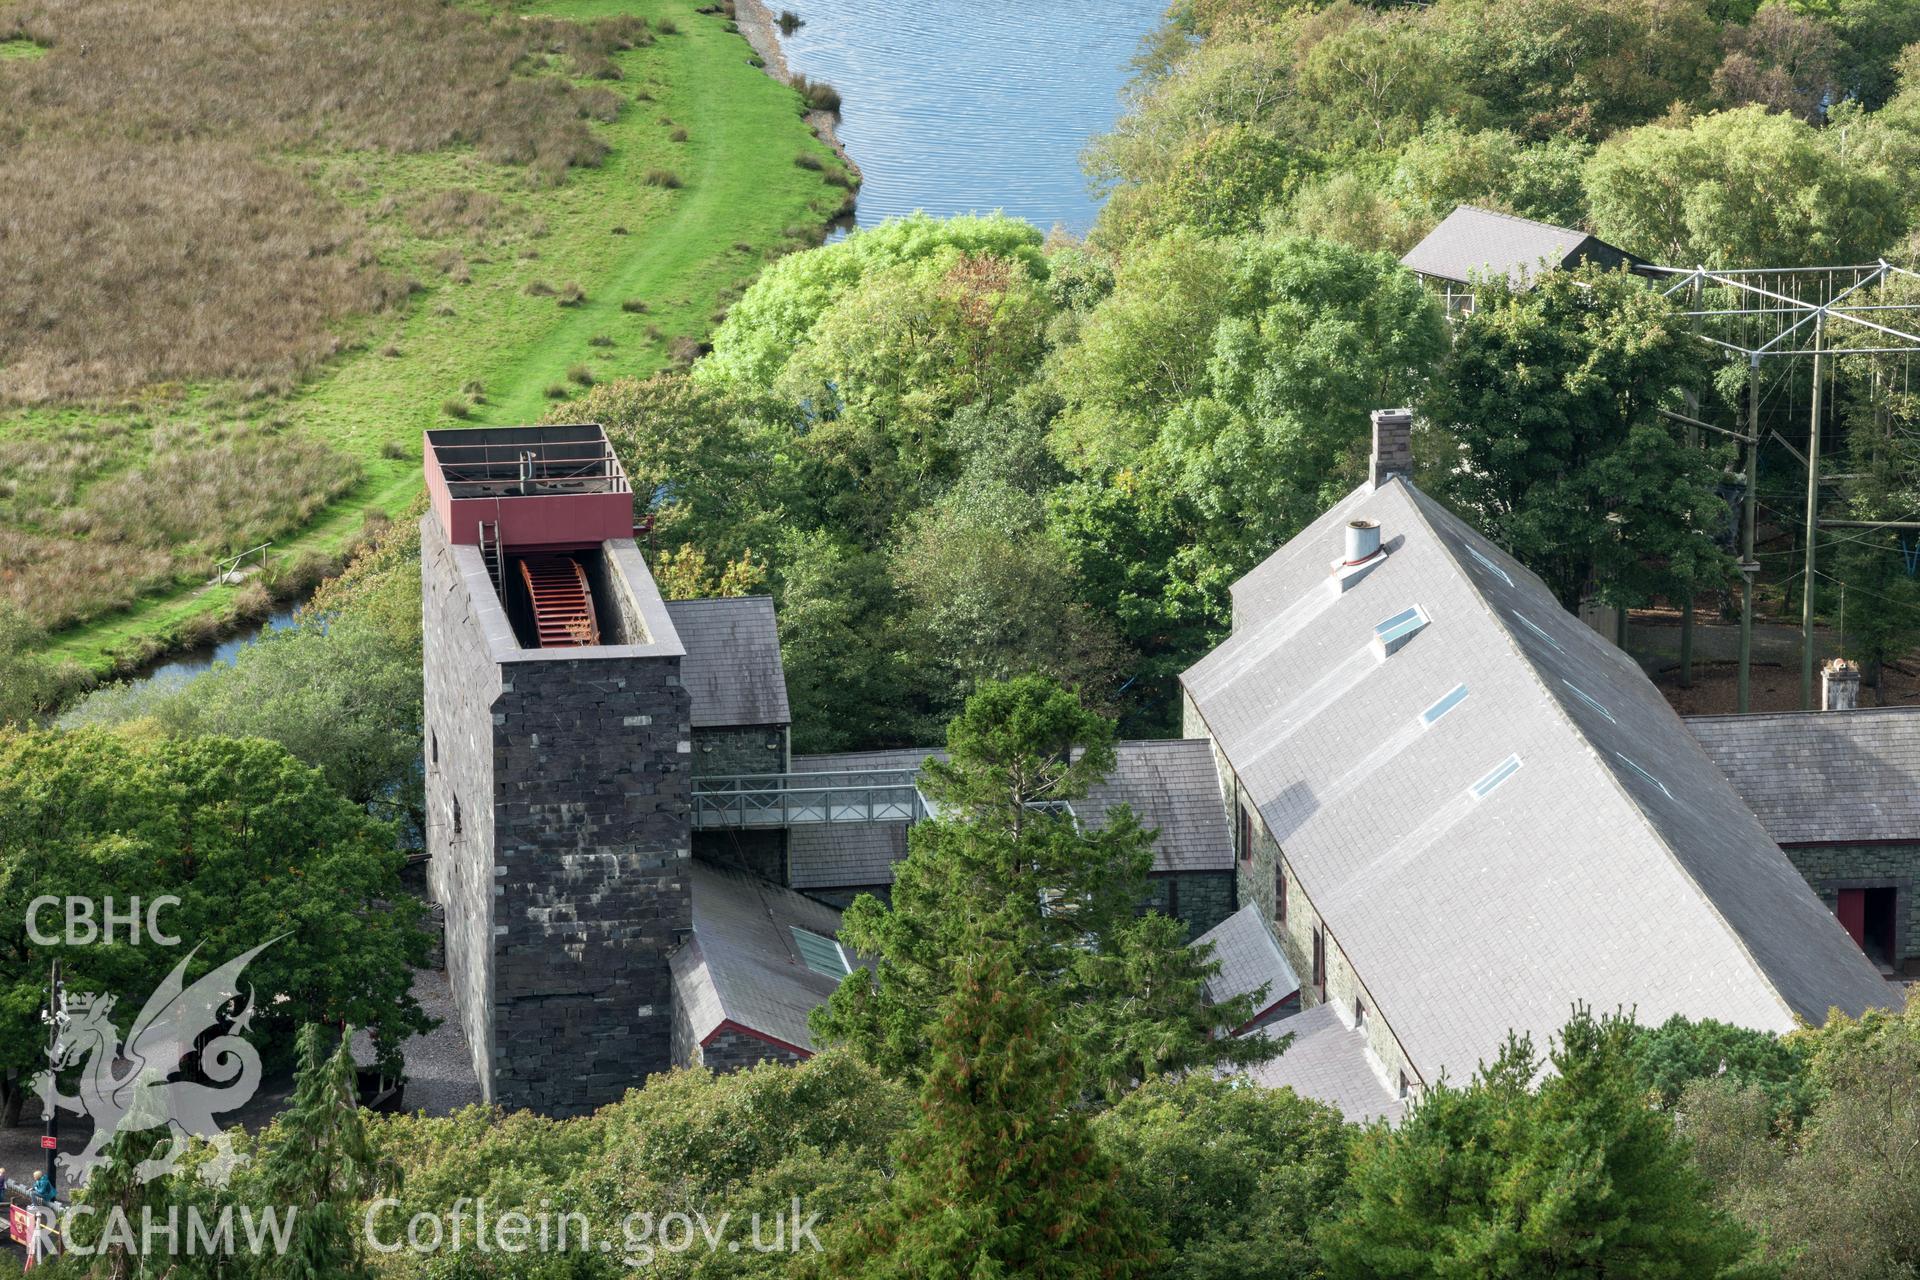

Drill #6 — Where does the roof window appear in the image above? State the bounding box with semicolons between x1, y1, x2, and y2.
1421;683;1469;726
791;927;851;979
1469;754;1522;800
1374;605;1430;656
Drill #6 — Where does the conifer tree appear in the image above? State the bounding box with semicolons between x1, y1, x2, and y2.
249;1024;392;1280
813;675;1275;1100
819;940;1161;1280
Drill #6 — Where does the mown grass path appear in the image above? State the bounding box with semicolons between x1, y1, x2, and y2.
45;0;837;670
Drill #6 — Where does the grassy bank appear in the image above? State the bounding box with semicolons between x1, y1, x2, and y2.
1;0;845;674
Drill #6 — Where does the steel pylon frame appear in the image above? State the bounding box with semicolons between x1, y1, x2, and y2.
1639;260;1920;711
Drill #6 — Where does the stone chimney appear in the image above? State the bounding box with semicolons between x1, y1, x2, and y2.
1370;409;1413;489
1822;657;1861;711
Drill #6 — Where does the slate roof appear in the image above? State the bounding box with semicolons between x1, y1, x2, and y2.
1687;707;1920;845
1193;903;1300;1014
784;741;1235;890
665;596;790;729
1075;739;1234;873
1182;477;1892;1086
672;860;853;1054
1400;205;1639;288
1236;1004;1405;1126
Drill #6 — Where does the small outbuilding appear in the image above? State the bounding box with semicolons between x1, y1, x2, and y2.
1401;205;1643;313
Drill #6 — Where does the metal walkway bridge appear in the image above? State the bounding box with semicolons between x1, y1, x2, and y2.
691;768;925;829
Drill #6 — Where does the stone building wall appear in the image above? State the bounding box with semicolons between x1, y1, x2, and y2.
692;725;789;778
424;519;695;1117
694;1026;807;1073
1145;872;1236;937
1782;842;1919;972
423;518;504;1099
490;656;692;1115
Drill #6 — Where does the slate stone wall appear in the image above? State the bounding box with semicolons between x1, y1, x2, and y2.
696;1026;806;1072
490;656;692;1116
692;725;789;778
424;519;695;1117
1145;872;1237;937
423;518;504;1100
1783;842;1920;971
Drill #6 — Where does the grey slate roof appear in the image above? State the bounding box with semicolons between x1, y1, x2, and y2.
1182;477;1891;1086
1075;739;1235;873
1193;903;1300;1014
1687;707;1920;845
673;860;853;1054
665;596;790;729
1236;1004;1405;1126
1400;205;1639;288
785;742;1235;890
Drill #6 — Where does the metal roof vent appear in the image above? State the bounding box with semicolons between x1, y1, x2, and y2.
1331;519;1387;592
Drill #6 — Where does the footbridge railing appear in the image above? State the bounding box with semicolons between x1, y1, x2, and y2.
691;769;925;829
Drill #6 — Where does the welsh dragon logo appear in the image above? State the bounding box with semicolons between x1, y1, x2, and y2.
32;937;283;1188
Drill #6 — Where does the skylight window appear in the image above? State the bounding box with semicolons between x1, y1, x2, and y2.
1421;683;1469;726
1374;605;1430;655
1469;754;1522;800
1615;753;1675;801
1466;546;1514;587
1563;681;1616;723
791;927;851;979
1513;612;1564;653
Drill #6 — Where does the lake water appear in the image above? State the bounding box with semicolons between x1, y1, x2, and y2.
772;0;1164;235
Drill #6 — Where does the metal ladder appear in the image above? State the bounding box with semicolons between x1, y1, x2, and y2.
477;520;503;596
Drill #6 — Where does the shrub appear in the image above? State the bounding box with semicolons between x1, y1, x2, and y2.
778;10;804;34
380;440;412;460
670;127;689;143
587;334;614;348
440;398;469;419
655;17;678;34
610;224;629;235
525;279;558;296
794;152;822;170
557;282;587;306
790;75;841;113
644;168;682;188
621;298;649;313
668;336;702;366
545;383;569;399
461;379;485;399
568;364;595;386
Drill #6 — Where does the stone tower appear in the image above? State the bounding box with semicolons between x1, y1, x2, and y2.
420;425;693;1116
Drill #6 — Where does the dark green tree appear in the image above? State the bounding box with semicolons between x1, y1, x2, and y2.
1319;1007;1773;1280
815;940;1161;1280
0;730;431;1124
812;676;1275;1099
1094;1073;1349;1280
251;1025;393;1280
1424;268;1734;611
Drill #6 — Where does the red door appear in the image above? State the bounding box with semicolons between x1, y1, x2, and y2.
1836;888;1867;948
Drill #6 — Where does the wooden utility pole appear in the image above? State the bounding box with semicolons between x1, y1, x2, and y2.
1739;357;1761;714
